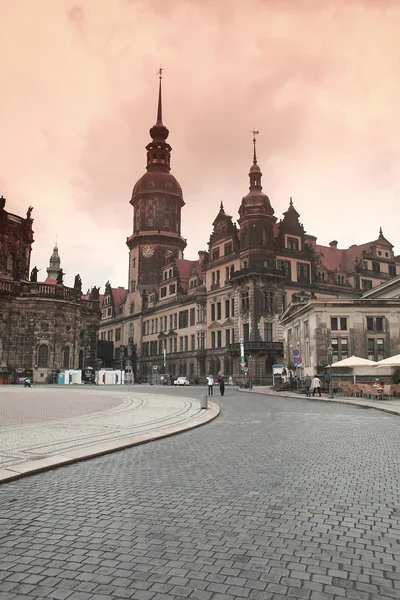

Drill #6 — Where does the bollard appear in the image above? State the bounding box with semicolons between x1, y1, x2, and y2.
200;394;208;409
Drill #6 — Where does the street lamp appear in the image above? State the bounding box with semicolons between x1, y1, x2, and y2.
327;344;334;399
248;354;253;390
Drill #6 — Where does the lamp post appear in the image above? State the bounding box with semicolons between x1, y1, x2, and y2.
248;354;253;390
327;344;334;399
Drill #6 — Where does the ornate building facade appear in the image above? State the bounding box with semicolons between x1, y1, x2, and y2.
0;198;100;383
98;78;400;384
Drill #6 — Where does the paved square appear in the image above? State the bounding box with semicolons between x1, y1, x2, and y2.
1;388;400;599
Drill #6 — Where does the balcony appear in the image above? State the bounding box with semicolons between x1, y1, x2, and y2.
210;283;221;291
227;341;283;354
229;266;285;282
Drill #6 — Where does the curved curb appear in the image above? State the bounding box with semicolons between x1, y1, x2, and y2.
0;402;220;484
238;388;400;417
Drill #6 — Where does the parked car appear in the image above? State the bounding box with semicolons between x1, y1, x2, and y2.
174;376;190;386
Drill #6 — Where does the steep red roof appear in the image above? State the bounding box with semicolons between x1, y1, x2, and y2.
316;237;393;273
111;287;128;308
175;259;201;291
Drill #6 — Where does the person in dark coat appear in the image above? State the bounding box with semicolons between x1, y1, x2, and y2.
219;376;225;396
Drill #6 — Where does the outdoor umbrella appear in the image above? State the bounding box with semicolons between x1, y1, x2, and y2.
328;355;377;383
376;354;400;368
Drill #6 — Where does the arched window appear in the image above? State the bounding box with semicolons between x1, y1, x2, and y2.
38;344;49;368
130;301;134;315
63;346;70;369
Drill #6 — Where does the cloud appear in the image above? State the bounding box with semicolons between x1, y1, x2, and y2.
1;0;400;290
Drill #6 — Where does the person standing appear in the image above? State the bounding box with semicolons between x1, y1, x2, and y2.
206;374;214;396
219;377;225;396
304;375;312;397
312;376;322;397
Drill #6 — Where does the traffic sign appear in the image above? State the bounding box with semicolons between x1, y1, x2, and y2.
293;349;300;357
294;356;302;365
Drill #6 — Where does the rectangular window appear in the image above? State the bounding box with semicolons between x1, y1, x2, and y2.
264;323;273;342
225;329;231;346
115;328;121;342
372;261;380;273
211;304;216;321
151;319;154;334
212;247;220;261
199;332;206;349
241;290;250;312
297;262;310;283
217;330;222;348
330;317;347;331
225;299;230;319
173;337;177;353
179;337;183;352
225;266;230;282
287;236;299;251
362;279;373;290
160;287;167;298
278;260;292;280
191;334;195;351
190;308;195;326
169;314;173;330
332;338;349;362
184;336;188;351
231;298;235;316
173;313;177;329
217;302;221;320
211;332;216;349
367;316;384;332
304;321;309;338
243;323;250;342
169;338;173;353
224;242;232;255
169;284;176;294
179;310;188;329
389;264;396;276
368;338;385;361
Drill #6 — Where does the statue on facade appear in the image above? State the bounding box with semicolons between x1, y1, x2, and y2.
30;266;39;282
26;206;33;219
74;274;82;292
56;269;64;285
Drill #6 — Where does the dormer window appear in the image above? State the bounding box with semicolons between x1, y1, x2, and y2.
287;237;299;251
212;247;220;261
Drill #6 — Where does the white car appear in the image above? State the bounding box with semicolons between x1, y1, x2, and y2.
174;376;190;386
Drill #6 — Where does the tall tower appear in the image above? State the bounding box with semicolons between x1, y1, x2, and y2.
126;70;187;297
238;131;277;264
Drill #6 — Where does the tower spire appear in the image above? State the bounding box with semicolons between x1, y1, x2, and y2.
156;67;163;125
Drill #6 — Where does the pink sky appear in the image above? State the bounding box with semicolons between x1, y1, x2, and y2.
1;0;400;291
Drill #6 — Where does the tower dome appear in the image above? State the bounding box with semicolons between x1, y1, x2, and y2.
131;70;184;205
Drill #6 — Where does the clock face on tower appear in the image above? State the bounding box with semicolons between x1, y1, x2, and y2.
142;245;155;258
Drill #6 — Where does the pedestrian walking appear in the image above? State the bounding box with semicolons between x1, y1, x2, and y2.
206;374;214;396
312;376;322;397
219;377;225;396
304;375;312;397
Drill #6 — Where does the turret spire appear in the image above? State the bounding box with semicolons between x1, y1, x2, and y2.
251;128;259;165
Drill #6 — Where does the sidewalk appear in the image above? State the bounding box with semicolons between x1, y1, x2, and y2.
241;385;400;416
0;390;219;484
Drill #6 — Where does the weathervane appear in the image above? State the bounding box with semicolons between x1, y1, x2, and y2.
250;128;260;164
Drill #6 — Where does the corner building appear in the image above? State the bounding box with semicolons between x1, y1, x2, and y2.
99;80;400;384
0;197;100;384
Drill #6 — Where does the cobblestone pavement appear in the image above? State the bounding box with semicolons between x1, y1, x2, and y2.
0;388;210;471
0;387;123;426
1;390;400;600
